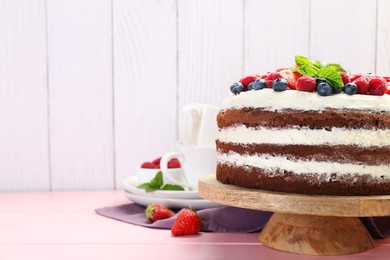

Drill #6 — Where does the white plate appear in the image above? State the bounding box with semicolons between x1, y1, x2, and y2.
123;176;201;199
123;190;221;209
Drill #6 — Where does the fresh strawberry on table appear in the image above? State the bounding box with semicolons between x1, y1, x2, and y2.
145;204;174;223
171;207;202;236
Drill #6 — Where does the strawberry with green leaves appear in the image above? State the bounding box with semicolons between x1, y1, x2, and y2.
171;207;202;236
145;204;174;223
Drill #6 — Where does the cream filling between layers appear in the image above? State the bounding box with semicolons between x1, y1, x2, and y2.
221;89;390;112
217;125;390;147
217;152;390;178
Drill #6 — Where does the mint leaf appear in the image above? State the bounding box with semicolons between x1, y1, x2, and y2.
294;55;319;76
150;171;163;188
136;171;164;193
317;67;344;87
161;184;185;191
136;171;186;193
325;63;346;72
315;60;324;69
137;182;160;192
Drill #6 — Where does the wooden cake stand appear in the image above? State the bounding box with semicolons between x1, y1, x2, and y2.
198;175;390;256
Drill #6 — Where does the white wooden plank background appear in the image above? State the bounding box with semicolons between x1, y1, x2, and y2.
0;0;389;191
310;0;377;73
0;0;50;191
377;0;390;75
113;0;177;189
244;0;310;75
47;0;114;190
178;0;243;108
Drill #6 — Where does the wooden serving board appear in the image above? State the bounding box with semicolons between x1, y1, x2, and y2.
198;175;390;256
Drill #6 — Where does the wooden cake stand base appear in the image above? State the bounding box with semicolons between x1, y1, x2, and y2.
198;175;390;256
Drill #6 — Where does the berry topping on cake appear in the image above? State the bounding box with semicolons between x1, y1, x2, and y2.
248;78;267;90
239;75;257;88
368;76;387;96
230;82;245;95
272;78;288;92
350;73;363;82
227;56;390;97
353;77;369;94
171;207;202;236
296;76;316;92
344;83;358;95
339;72;351;85
266;72;283;88
317;82;333;96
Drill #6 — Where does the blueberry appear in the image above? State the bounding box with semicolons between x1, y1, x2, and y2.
248;79;266;90
272;78;288;92
230;82;245;95
333;86;344;94
316;78;327;87
344;83;358;95
317;82;333;96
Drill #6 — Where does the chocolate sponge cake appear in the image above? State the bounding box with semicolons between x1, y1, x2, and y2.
216;58;390;196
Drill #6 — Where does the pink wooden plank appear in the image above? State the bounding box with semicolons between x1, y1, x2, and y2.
0;244;389;260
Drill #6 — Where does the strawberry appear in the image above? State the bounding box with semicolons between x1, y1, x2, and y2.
296;76;316;92
239;75;257;89
339;72;351;85
278;68;300;89
386;83;390;94
168;158;181;168
369;76;387;96
171;208;202;236
141;162;155;169
145;204;174;223
350;73;363;82
265;72;283;88
353;77;369;94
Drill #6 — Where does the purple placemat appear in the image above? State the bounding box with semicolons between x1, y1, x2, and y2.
95;203;390;238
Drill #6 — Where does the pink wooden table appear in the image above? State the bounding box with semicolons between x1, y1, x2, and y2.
0;191;389;260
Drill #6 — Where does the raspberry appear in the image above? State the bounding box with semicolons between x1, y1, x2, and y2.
368;76;387;96
350;73;363;82
339;72;350;85
152;157;161;168
141;162;155;169
265;72;283;88
296;76;316;92
383;76;390;83
239;76;257;89
168;158;181;169
353;77;369;94
386;83;390;94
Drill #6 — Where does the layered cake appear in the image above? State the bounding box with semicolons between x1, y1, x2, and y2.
216;56;390;196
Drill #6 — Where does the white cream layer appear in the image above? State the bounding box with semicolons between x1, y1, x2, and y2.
221;89;390;112
218;152;390;178
217;125;390;147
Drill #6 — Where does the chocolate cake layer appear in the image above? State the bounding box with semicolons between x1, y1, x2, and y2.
217;108;390;130
216;141;390;166
216;164;390;196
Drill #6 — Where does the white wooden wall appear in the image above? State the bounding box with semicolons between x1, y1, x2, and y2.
0;0;389;191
